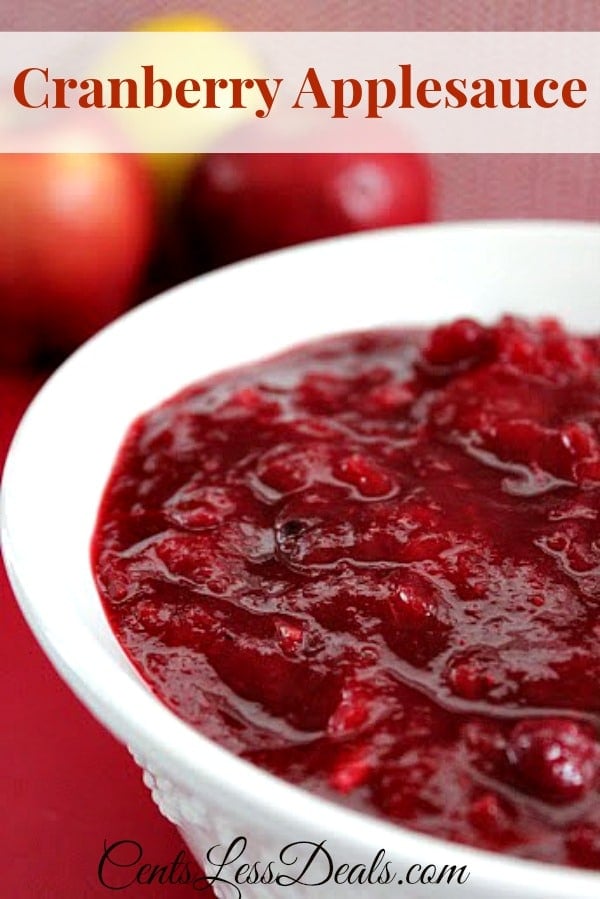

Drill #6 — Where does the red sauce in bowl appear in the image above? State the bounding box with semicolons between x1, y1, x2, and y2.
92;317;600;868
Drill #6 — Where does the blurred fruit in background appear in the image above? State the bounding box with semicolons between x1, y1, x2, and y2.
182;150;432;272
106;11;260;207
105;10;264;296
0;145;432;367
0;150;154;363
0;17;434;372
137;12;224;207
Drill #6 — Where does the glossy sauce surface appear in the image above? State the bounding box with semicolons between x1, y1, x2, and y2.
93;317;600;868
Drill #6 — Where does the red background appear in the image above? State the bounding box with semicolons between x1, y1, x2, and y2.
2;4;600;896
1;379;212;898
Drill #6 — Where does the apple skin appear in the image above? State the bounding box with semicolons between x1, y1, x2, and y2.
0;152;155;362
182;152;432;271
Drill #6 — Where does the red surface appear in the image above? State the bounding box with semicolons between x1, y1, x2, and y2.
1;374;213;898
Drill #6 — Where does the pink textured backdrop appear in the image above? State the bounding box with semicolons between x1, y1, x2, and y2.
2;2;599;223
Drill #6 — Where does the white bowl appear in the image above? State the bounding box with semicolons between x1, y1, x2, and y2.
2;222;600;899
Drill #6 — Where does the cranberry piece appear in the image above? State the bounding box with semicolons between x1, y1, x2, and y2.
257;444;332;495
334;453;394;497
422;319;493;370
387;578;437;627
257;451;309;494
329;744;372;793
327;683;374;739
297;371;349;413
447;659;496;701
468;792;514;841
507;718;600;803
135;599;171;635
365;380;415;415
219;385;280;420
274;618;305;654
165;484;237;530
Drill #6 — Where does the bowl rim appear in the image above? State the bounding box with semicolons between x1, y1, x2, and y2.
2;219;600;894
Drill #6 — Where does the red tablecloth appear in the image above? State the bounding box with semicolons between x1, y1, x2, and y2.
1;375;214;898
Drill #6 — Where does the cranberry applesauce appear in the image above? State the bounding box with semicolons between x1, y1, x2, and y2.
92;316;600;868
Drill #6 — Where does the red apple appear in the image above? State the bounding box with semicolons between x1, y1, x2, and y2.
0;151;154;362
183;151;431;272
